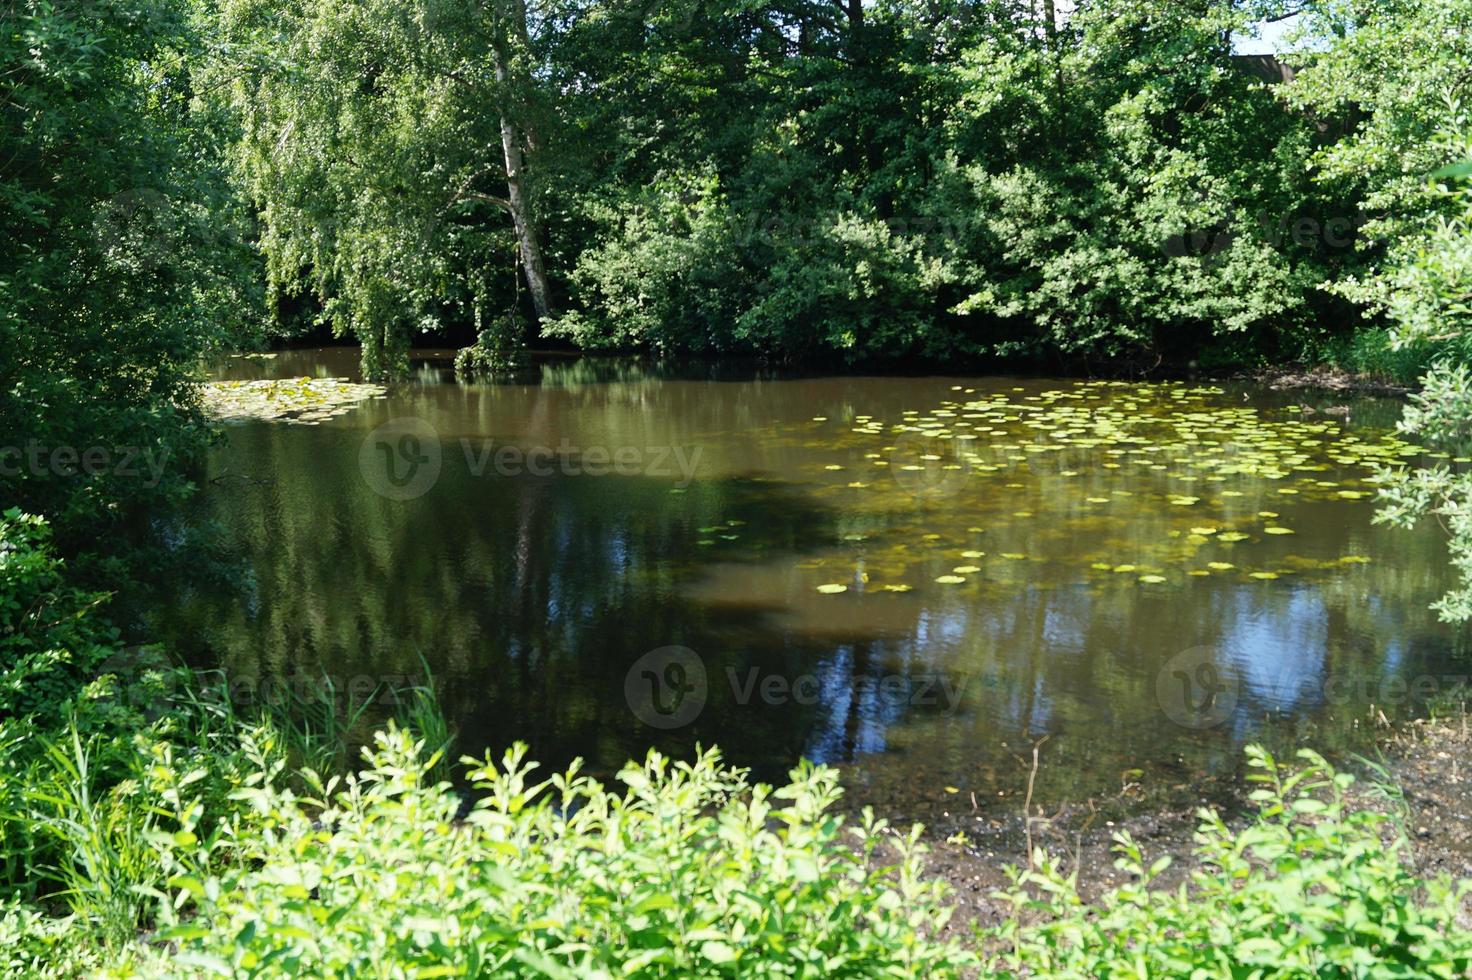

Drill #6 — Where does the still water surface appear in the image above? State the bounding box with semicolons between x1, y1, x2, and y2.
158;349;1467;809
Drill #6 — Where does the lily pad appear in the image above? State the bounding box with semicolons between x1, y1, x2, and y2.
202;378;387;423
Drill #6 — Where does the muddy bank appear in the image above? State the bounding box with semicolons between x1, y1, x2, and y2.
1239;364;1412;396
887;710;1472;936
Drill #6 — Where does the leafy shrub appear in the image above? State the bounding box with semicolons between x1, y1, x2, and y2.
2;0;259;593
0;899;119;977
1376;360;1472;623
549;168;747;357
984;745;1472;978
144;731;971;977
0;510;117;725
0;515;258;946
1368;133;1472;621
453;280;532;379
0;510;149;903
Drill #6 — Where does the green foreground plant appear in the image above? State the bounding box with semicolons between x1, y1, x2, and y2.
136;734;967;977
985;745;1472;978
13;714;1472;978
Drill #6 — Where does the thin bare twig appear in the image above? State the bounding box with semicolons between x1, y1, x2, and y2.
1023;734;1050;871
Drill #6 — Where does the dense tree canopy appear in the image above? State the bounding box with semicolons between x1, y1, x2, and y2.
1315;0;1472;621
208;0;557;378
174;0;1460;377
1;0;259;591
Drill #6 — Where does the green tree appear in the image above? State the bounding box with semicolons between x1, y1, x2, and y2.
1287;0;1472;338
1;0;260;589
548;0;1338;365
1286;0;1472;619
211;0;560;378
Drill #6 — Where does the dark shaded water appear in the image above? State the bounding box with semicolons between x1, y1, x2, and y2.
157;349;1468;809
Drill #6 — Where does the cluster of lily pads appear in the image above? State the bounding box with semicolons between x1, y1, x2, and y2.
201;377;387;424
696;519;746;546
796;381;1433;596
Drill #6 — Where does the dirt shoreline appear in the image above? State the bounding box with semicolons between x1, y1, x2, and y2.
891;709;1472;936
1235;364;1413;396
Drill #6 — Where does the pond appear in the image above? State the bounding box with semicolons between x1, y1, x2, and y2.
157;348;1468;811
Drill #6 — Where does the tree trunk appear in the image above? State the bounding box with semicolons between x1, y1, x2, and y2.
491;0;553;322
495;98;553;321
1041;0;1065;115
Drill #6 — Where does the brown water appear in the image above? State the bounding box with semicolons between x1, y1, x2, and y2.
158;348;1468;809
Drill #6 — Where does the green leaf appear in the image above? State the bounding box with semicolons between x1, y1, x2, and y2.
701;940;739;964
1433;160;1472;180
